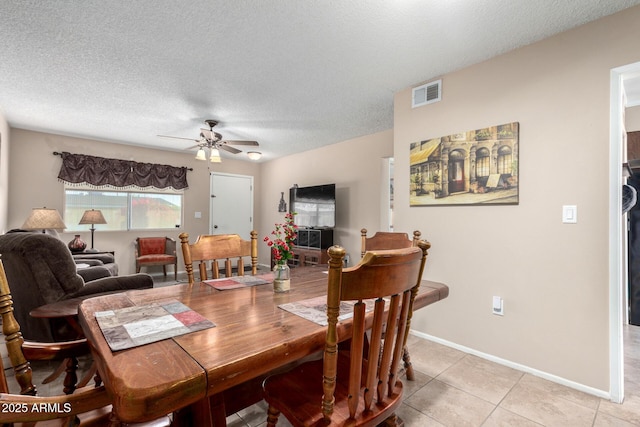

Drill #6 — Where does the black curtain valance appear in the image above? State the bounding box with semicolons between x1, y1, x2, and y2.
56;152;189;190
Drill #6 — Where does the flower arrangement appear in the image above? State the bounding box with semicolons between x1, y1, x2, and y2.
264;212;298;265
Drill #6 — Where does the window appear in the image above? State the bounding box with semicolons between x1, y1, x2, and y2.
64;187;183;231
476;148;490;177
497;146;513;174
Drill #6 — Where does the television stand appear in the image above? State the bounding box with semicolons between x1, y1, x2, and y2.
270;228;334;268
269;246;330;268
295;228;333;250
292;246;329;267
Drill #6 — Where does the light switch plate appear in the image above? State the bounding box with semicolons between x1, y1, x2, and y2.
562;205;577;223
492;296;503;315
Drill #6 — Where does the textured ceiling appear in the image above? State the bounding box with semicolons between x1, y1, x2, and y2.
1;1;640;162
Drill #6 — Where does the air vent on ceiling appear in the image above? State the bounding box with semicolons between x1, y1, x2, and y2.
412;79;442;108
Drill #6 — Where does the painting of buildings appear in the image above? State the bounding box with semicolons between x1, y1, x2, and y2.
410;122;519;206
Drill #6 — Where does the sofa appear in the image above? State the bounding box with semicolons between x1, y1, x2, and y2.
0;231;153;342
72;251;119;277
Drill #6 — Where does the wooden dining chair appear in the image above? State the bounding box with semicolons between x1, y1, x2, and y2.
360;228;422;259
360;228;427;381
179;231;258;284
262;242;429;427
0;258;172;426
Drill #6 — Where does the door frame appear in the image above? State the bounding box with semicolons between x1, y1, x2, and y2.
609;60;640;404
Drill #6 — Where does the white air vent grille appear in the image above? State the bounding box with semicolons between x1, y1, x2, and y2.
412;79;442;108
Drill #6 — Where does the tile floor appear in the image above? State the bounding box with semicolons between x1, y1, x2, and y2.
6;273;640;426
226;327;640;426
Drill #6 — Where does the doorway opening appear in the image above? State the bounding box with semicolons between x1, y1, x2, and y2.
610;60;640;404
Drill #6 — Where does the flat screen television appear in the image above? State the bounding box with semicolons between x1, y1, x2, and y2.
290;184;336;228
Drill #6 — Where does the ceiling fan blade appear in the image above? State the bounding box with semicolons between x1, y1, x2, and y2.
157;134;198;141
218;144;242;154
185;144;203;150
223;140;259;146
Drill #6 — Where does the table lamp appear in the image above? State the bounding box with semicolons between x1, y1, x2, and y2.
21;207;67;234
79;209;107;252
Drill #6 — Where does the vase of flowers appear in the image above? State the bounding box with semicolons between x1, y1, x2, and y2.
273;263;291;293
264;212;297;293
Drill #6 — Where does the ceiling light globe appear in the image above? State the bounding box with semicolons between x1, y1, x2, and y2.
209;148;222;163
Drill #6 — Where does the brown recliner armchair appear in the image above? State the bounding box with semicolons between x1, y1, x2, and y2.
0;232;153;342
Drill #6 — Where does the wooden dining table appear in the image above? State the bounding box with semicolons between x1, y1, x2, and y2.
77;265;449;426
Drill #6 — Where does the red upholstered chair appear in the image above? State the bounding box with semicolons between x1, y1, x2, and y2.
135;237;178;280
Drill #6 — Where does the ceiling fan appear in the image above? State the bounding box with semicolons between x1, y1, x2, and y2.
158;119;261;162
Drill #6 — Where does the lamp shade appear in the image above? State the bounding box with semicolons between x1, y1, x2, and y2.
247;151;262;160
209;148;222;163
195;148;206;161
79;209;107;225
22;208;67;232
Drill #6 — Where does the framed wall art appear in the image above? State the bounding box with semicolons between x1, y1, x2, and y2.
410;122;519;206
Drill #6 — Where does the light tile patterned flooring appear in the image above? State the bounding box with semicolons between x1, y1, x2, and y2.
226;327;640;427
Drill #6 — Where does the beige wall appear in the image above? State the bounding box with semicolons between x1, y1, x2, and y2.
393;6;640;393
257;130;393;266
627;105;640;131
7;129;262;275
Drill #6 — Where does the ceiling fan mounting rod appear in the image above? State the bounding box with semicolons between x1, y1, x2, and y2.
204;119;218;129
200;131;223;143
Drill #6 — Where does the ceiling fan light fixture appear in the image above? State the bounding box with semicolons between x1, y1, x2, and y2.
209;148;222;163
162;120;259;162
195;148;206;161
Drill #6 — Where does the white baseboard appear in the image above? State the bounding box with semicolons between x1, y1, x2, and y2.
410;330;611;400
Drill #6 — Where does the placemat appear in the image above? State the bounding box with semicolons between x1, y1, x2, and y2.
204;272;274;290
279;295;376;326
95;300;215;351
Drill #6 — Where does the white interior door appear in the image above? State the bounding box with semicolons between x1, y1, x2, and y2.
210;172;253;239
